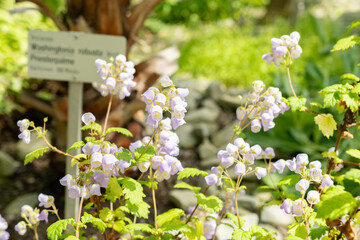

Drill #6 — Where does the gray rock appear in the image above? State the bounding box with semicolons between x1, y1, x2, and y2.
5;193;39;217
237;195;261;211
193;123;219;140
200;157;220;170
0;151;19;177
215;218;236;240
184;90;202;111
217;94;242;109
241;213;259;231
205;81;226;101
16;131;51;160
211;122;237;148
260;205;294;227
259;224;284;240
169;189;197;211
185;107;219;124
198;140;218;160
177;124;198;148
254;192;273;204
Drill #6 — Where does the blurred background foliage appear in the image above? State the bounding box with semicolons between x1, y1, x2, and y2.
1;0;360;159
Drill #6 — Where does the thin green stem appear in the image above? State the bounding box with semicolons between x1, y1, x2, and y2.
51;204;61;220
101;95;113;138
76;185;86;239
287;66;297;98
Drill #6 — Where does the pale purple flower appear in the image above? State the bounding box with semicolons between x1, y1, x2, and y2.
251;119;261;133
81;112;95;125
295;179;310;192
307;190;320;205
17;119;30;132
91;152;103;168
82;142;93;155
170;160;183;175
221;156;234;168
38;193;54;208
292;199;305;216
291;45;302;59
38;210;49;223
15;221;27;235
0;231;9;240
105;77;116;90
159;118;172;130
137;161;150;173
150;105;163;122
279;102;290;114
309;160;321;169
129;140;143;153
280;199;293;214
334;163;343;172
0;215;8;231
263;96;275;108
264;147;275;159
234;163;246;176
205;174;218;186
171;117;186;130
154;93;166;107
236;107;247;120
309;168;323;183
226;143;238;156
177;88;189;100
18;130;30;144
90;184;101;196
92;171;109;188
203;219;216;239
296;153;309;168
68;185;82;199
142;89;155;104
273;159;286;174
59;174;74;188
118;160;131;174
102;154;117;171
261;113;275;131
244;152;255;165
286;159;297;171
21;205;33;217
252;80;265;93
290;31;300;42
321;174;333;188
250;144;262;158
159;75;173;87
262;53;273;65
173;105;186;120
255;167;267;179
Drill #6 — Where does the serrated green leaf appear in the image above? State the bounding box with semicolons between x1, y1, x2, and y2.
316;185;358;220
340;73;360;82
347;20;360;31
173;182;201;193
99;207;114;222
113;220;125;233
346;149;360;160
117;149;133;161
265;199;283;206
66;141;85;154
81;212;106;234
127;223;155;234
177;168;208;180
157;208;184;227
195;193;222;214
81;122;102;134
194;220;204;238
105;177;123;202
231;228;251;240
25;147;50;165
287;222;308;239
120;177;145;204
47;218;75;240
323;93;339;108
352;83;360;94
331;35;360;52
64;236;79;240
139;180;158;189
104;127;133;137
310;226;329;239
288;96;307;111
226;213;245;228
277;175;300;187
134;145;156;163
126;201;150;219
314;114;337;138
310;102;323;108
342;92;359;112
161;220;194;234
249;225;275;239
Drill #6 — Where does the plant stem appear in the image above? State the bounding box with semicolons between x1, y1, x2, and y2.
102;95;113;138
34;227;39;240
51;204;61;220
149;166;158;233
287;66;297;98
76;185;86;239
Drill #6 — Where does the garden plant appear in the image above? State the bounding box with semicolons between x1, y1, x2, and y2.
1;20;360;240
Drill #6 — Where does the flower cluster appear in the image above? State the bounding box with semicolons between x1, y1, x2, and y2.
142;75;189;129
187;206;218;239
237;80;289;133
262;31;302;66
276;153;334;216
0;215;9;240
17;119;31;144
205;137;271;186
95;54;136;99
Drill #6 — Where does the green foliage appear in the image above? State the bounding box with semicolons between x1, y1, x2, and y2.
310;226;329;239
337;169;360;197
126;201;150;219
195;193;222;214
134;145;156;163
173;182;201;193
24;147;50;165
249;226;276;239
177;168;208;180
80;123;102;135
231;228;251;240
288;96;307;111
104;177;123;202
156;208;184;228
346;149;360;160
314;113;337;138
104;127;133;137
287;222;308;239
99;207;114;222
66;141;85;154
127;223;156;234
226;213;244;228
47;218;75;240
331;36;360;52
120;177;145;204
316;185;358;220
117;148;133;161
81;212;106;234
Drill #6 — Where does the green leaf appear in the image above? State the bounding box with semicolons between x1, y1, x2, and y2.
277;174;300;187
47;218;75;240
323;92;339;108
288;96;307;111
314;114;337;139
177;168;208;180
25;147;50;165
134;145;156;163
127;223;155;234
310;226;329;239
113;220;125;233
226;213;244;228
104;127;133;137
81;212;106;234
173;182;201;193
99;207;114;222
287;222;308;239
249;226;275;239
340;73;360;83
195;193;222;214
331;35;360;52
157;208;184;227
126;201;150;219
346;149;360;160
347;20;360;31
117;149;133;161
120;177;145;204
342;92;359;112
316;185;358;220
80;122;102;134
64;236;79;240
105;177;123;202
66;141;85;154
231;228;251;240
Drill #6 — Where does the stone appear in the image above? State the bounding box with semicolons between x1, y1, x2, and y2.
237;195;261;211
0;151;20;177
198;140;218;160
215;218;235;240
177;124;198;149
4;193;39;217
241;213;259;231
200;157;220;170
16;131;51;160
217;94;242;110
211;121;237;148
169;189;197;211
205;81;226;101
193;123;219;141
260;205;294;227
185;107;219;124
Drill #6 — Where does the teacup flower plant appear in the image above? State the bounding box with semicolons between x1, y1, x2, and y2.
5;20;360;240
